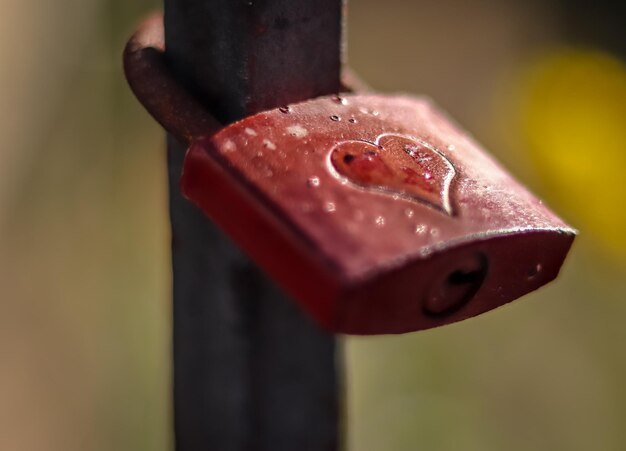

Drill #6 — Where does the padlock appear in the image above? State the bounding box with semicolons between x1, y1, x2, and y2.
125;16;575;334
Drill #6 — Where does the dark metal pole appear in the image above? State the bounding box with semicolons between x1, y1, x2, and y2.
163;1;344;450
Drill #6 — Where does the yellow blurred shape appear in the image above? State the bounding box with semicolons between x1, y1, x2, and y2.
519;49;626;259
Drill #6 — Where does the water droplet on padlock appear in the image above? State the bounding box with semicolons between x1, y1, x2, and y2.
349;118;357;124
375;216;385;227
333;95;348;105
287;124;308;138
330;115;341;122
404;144;417;157
308;176;320;188
279;106;292;114
223;139;236;153
414;224;427;234
324;202;336;213
262;139;277;150
420;248;433;257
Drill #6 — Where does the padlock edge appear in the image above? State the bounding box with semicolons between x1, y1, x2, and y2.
335;228;575;335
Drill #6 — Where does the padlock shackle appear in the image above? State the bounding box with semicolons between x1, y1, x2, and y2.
124;13;222;145
124;12;368;146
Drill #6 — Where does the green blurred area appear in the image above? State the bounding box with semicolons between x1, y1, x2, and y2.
1;1;625;450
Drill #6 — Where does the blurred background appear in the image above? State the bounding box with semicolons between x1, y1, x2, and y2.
1;0;624;450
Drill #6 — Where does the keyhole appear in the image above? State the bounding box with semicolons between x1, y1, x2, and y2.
423;253;488;318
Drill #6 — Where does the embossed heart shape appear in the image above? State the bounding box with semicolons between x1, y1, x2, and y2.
329;134;456;215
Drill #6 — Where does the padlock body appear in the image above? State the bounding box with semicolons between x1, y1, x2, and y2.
181;94;575;334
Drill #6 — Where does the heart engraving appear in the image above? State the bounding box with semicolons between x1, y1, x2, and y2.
329;134;456;215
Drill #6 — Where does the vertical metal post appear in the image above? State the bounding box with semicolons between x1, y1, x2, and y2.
163;1;344;450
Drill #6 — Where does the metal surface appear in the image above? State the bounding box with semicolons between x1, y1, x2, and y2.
181;94;575;334
127;2;344;450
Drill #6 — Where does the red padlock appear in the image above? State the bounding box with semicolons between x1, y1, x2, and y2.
125;16;575;334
